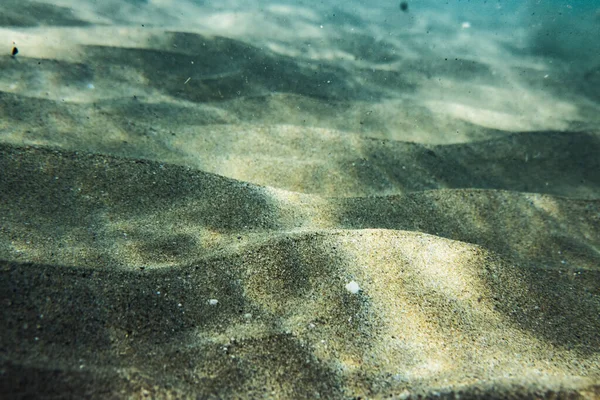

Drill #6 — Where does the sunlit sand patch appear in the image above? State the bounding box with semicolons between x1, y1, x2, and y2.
334;230;599;391
423;84;578;132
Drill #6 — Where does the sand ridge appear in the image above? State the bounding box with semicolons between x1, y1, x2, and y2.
1;143;599;398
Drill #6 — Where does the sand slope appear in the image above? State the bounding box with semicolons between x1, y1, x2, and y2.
1;144;599;398
1;1;600;398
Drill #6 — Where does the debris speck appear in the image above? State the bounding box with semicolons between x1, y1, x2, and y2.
345;280;360;294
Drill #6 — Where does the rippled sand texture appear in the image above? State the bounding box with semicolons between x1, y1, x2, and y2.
1;1;599;398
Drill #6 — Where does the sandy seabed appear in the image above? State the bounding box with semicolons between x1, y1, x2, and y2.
1;1;599;398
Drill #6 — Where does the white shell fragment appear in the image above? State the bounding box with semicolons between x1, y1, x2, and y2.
345;281;361;294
